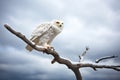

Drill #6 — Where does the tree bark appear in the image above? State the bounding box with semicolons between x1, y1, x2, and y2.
72;68;82;80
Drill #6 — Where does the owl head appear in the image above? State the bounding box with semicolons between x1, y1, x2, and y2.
52;20;64;29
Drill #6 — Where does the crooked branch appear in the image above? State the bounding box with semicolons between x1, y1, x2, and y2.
4;24;120;80
4;24;82;80
77;63;120;71
95;55;118;63
4;24;72;66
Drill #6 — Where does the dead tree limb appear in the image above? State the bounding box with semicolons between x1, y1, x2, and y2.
95;55;118;63
4;24;120;80
77;63;120;71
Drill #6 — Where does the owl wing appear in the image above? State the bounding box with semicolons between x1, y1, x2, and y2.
25;23;51;51
30;23;51;42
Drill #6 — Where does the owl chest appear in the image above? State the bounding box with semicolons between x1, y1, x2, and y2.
40;27;57;41
46;28;57;38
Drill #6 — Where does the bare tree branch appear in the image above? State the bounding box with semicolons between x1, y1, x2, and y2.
95;55;118;63
4;24;120;80
4;24;82;80
77;63;120;71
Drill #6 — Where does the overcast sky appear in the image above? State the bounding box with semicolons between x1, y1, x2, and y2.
0;0;120;80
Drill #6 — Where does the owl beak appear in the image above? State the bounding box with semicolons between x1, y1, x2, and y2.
59;25;62;27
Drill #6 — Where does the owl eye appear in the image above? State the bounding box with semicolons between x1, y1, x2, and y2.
56;21;60;24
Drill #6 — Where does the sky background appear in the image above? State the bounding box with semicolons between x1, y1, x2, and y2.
0;0;120;80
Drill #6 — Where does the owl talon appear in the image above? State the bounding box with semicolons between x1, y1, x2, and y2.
48;46;55;51
44;44;54;51
44;44;51;49
45;46;52;50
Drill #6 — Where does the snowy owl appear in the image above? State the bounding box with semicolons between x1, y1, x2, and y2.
26;20;64;51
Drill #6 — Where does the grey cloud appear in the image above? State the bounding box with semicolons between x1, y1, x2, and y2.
0;0;120;80
104;0;120;12
0;25;26;49
62;0;120;31
81;68;120;80
0;0;65;21
0;46;74;80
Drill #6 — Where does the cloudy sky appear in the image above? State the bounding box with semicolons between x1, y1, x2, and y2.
0;0;120;80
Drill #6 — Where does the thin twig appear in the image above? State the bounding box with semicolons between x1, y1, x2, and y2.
95;55;118;63
79;47;89;62
77;63;120;71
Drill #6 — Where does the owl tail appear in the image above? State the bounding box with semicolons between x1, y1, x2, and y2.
26;45;33;51
26;36;39;52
